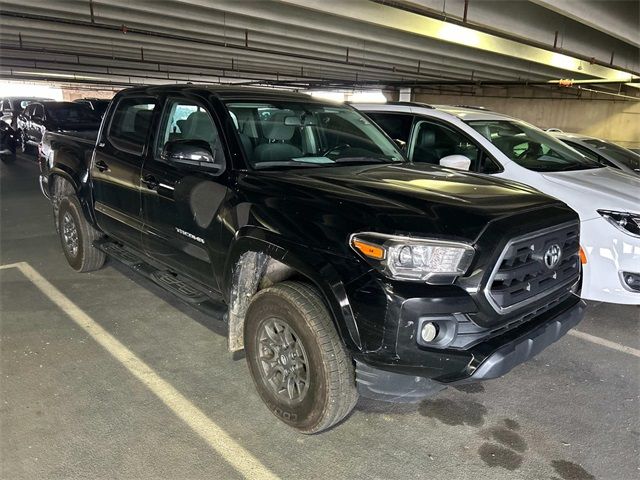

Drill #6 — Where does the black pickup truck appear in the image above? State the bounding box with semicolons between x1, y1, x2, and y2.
39;85;585;433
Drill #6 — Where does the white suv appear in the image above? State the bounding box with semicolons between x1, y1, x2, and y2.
355;103;640;305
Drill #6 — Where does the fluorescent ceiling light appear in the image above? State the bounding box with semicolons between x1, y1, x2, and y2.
0;80;63;100
13;71;104;81
309;91;345;102
347;90;387;103
282;0;637;85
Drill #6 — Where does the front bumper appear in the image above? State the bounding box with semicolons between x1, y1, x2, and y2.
355;297;586;402
451;298;585;382
580;217;640;305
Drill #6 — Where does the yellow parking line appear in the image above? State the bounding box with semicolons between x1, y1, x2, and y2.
1;262;279;480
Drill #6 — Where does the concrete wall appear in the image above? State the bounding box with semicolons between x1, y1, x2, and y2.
61;88;118;102
412;91;640;148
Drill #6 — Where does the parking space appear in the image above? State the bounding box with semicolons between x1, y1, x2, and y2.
1;156;638;479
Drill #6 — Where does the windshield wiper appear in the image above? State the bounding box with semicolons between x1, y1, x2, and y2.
254;161;326;170
333;156;398;164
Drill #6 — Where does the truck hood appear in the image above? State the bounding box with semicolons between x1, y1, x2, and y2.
541;167;640;217
245;163;573;246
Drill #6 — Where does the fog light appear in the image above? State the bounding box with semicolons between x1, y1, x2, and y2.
420;322;439;343
621;271;640;292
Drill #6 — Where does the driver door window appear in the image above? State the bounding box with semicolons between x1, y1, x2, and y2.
156;99;224;168
33;104;44;120
409;120;484;171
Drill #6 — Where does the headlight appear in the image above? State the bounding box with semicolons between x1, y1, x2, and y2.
598;210;640;238
350;232;474;283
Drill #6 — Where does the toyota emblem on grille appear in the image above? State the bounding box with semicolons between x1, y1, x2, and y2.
544;244;562;269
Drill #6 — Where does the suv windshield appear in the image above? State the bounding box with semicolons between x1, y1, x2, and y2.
225;100;405;170
468;120;601;172
13;98;53;110
582;139;640;170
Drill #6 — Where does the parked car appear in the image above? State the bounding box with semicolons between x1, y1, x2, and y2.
1;96;54;130
0;120;17;163
39;85;585;433
356;103;640;305
17;101;101;156
73;98;111;117
549;132;640;176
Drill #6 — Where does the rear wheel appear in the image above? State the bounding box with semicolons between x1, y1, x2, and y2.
57;195;105;272
244;281;358;433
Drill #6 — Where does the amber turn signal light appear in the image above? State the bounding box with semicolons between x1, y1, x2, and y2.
352;239;385;260
579;246;587;265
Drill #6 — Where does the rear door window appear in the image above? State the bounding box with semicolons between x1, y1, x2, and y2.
108;97;157;154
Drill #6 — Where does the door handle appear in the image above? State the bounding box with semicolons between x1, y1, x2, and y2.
141;174;159;190
95;160;110;172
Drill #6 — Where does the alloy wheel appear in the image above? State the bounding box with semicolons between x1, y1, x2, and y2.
257;318;310;405
61;211;79;257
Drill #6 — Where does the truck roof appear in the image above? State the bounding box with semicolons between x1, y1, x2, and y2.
117;84;321;103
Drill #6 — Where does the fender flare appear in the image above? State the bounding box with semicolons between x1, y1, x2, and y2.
48;165;97;227
223;227;361;353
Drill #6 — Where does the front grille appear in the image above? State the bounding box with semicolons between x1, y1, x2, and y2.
486;222;580;313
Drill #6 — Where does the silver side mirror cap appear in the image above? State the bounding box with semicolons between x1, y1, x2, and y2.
440;155;471;171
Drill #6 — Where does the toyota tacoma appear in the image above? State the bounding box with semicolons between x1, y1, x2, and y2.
39;85;585;433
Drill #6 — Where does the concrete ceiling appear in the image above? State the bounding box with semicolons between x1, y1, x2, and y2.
0;0;638;94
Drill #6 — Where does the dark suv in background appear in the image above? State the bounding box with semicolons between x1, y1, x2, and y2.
0;97;54;162
73;98;111;117
1;97;54;129
17;101;101;157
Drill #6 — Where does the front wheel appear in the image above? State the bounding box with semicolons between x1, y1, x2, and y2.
57;196;106;272
244;281;358;434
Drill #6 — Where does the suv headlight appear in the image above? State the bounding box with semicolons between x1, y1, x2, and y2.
598;210;640;238
350;232;474;284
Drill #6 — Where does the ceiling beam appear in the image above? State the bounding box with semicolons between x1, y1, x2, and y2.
279;0;638;83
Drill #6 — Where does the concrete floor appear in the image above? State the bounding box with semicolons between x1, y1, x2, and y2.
1;155;638;480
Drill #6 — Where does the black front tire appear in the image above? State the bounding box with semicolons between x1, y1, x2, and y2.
244;281;358;434
57;196;106;272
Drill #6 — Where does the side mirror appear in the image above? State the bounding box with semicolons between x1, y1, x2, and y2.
440;154;471;171
394;139;407;150
162;139;222;172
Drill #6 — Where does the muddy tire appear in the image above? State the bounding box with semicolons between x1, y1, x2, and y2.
57;195;105;272
244;281;358;434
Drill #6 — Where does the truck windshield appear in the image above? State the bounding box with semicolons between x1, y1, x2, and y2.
225;101;405;170
468;120;602;172
582;139;640;170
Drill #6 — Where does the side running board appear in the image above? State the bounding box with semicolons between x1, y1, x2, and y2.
95;239;227;320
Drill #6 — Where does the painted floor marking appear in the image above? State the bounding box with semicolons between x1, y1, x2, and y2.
0;262;279;480
568;329;640;359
